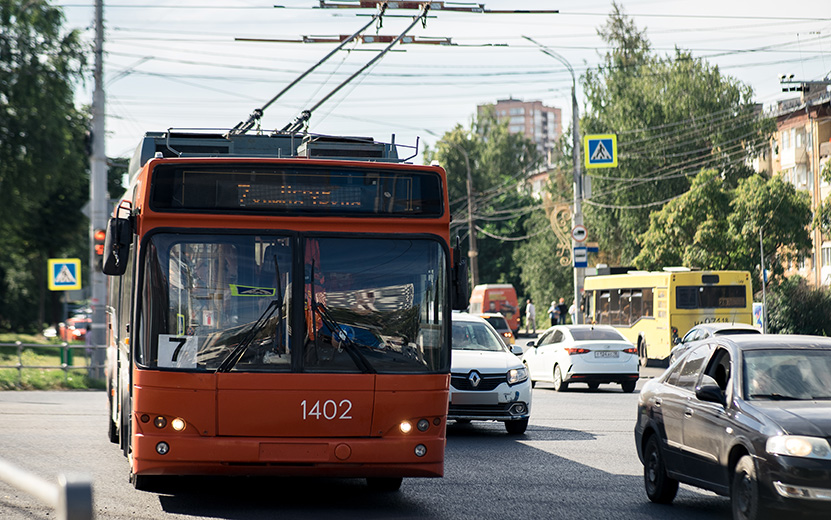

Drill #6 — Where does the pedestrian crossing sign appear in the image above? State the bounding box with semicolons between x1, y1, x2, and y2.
584;134;618;169
48;258;82;291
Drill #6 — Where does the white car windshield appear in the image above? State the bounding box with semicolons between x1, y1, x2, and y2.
452;321;505;352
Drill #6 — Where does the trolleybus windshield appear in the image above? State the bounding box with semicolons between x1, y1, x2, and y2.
140;233;448;374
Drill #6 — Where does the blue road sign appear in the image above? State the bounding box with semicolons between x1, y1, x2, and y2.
573;247;588;268
584;134;618;169
48;258;82;291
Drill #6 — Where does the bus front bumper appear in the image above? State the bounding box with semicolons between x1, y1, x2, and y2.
131;433;446;478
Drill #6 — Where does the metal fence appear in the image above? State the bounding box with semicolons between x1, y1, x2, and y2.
0;458;93;520
0;342;106;386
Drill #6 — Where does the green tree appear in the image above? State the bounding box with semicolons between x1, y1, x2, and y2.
512;129;577;308
0;0;88;331
813;161;831;235
766;276;831;336
581;3;774;264
424;110;541;294
634;169;812;291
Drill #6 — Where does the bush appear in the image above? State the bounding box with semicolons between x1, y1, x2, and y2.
765;276;831;336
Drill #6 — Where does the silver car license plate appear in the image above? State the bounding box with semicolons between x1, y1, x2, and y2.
595;351;619;358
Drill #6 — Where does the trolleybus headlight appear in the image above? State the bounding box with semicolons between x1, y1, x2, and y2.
140;414;150;423
154;416;167;429
414;444;427;457
156;442;170;455
417;419;430;432
171;418;186;431
399;421;413;434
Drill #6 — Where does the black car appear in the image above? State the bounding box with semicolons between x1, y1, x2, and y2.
635;335;831;520
669;322;761;364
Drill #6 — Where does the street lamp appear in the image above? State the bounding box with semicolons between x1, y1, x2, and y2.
523;36;584;324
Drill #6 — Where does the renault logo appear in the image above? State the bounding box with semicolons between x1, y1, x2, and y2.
468;370;481;388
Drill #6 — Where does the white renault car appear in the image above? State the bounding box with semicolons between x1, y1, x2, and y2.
521;325;639;392
449;313;532;434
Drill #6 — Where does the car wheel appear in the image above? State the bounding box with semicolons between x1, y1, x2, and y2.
643;435;678;504
587;382;600;391
732;455;767;520
505;418;529;435
524;362;536;388
107;380;119;444
621;381;636;393
367;477;403;492
638;339;649;367
553;365;568;392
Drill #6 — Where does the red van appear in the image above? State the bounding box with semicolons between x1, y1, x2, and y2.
469;284;520;334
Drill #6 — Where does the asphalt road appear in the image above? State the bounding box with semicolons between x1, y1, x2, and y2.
0;372;740;520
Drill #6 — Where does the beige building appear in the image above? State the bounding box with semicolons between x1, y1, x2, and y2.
477;98;562;165
757;90;831;286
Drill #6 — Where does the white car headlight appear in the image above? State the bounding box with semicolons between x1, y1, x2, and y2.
507;367;528;385
766;435;831;460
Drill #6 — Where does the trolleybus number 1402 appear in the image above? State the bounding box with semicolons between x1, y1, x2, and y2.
301;399;353;420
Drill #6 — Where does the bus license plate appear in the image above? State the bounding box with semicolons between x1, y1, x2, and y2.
595;351;619;358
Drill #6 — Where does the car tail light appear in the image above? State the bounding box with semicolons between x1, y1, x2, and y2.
623;347;637;354
503;332;513;339
565;348;590;354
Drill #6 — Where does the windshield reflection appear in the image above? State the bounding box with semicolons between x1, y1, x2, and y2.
743;349;831;400
143;233;448;374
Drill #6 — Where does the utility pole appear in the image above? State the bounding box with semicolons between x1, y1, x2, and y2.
524;36;583;324
89;0;107;378
760;227;768;334
463;149;479;286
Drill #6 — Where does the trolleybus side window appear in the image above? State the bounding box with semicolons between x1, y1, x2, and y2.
676;285;747;309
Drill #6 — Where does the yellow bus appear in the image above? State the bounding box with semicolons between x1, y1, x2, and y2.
582;270;753;366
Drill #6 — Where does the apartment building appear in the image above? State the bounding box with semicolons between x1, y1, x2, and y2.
757;90;831;286
477;98;562;165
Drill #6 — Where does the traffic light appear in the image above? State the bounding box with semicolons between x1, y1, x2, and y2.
94;228;106;270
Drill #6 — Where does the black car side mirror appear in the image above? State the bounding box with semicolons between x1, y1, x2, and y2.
695;383;726;407
526;341;536;348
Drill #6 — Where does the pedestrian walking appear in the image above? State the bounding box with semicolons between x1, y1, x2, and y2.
568;300;577;324
525;298;536;334
556;297;568;324
547;301;558;327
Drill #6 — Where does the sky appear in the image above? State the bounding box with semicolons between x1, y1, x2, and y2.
57;0;831;163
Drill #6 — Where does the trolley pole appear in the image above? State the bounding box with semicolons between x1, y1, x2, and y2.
89;0;107;378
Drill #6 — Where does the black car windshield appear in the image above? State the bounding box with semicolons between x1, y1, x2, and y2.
743;349;831;400
571;328;626;341
452;321;505;352
482;316;508;330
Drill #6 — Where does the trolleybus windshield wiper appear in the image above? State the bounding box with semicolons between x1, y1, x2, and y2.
310;260;375;374
217;254;285;372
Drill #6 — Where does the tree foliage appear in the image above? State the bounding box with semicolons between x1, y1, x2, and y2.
581;3;774;264
635;170;812;292
766;276;831;336
813;161;831;236
0;0;88;331
424;109;541;295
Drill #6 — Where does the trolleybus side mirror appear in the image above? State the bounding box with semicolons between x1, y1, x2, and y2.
451;238;469;311
102;216;132;276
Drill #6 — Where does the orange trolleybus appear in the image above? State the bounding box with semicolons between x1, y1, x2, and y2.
102;131;468;491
